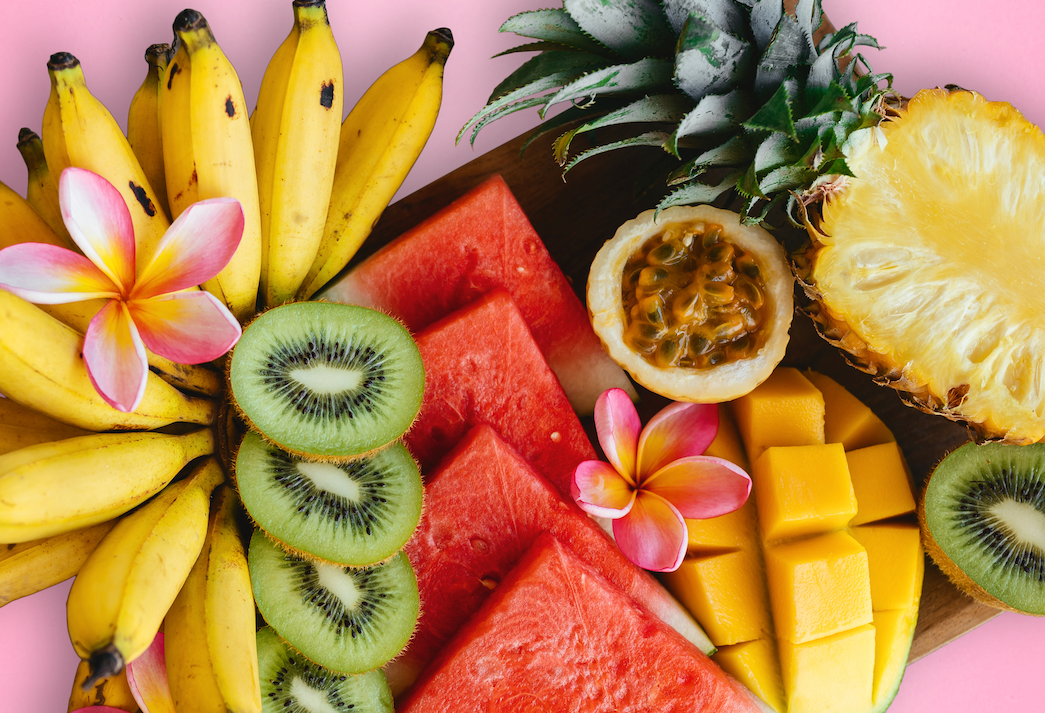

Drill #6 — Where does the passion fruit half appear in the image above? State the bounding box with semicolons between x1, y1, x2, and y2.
587;205;793;402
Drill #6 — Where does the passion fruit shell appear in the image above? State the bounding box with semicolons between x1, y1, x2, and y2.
587;205;793;402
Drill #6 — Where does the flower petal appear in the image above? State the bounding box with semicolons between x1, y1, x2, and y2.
612;490;688;572
637;402;719;479
571;460;636;519
133;198;244;298
129;291;241;364
0;243;119;303
84;300;148;412
59;167;135;292
643;455;751;520
594;387;641;484
126;632;175;713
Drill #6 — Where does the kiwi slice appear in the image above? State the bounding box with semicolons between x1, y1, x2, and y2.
229;302;424;459
236;430;423;566
249;529;420;673
921;441;1045;615
258;626;393;713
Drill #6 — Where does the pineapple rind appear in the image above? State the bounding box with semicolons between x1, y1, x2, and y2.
812;89;1045;443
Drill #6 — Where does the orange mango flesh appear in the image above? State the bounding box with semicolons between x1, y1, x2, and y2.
661;370;923;712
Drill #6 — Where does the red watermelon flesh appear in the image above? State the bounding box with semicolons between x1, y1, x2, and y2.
387;424;710;696
399;533;763;713
406;288;595;498
318;174;636;415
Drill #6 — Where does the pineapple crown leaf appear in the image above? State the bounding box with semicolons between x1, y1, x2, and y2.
540;57;675;118
754;13;815;96
663;0;747;36
562;130;672;174
674;13;753;100
553;93;693;163
519;100;624;156
563;0;676;60
655;170;742;215
494;41;597;58
667;134;751;184
742;80;797;139
669;89;750;155
499;8;612;55
463;95;551;148
749;0;783;51
802;80;853;119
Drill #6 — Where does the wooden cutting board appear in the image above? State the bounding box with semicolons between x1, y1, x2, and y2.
361;127;1000;664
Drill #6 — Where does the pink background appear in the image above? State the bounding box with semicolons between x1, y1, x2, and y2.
1;0;1043;710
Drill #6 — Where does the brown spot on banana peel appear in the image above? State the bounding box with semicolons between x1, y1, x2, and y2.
128;181;156;217
320;81;334;109
167;62;180;91
225;96;235;118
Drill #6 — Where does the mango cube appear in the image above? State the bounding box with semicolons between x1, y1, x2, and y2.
871;609;919;708
804;371;895;451
753;443;857;543
713;639;786;713
660;548;771;646
779;624;876;713
765;530;872;644
846;442;917;526
686;498;758;553
705;404;750;471
851;524;924;611
731;367;825;460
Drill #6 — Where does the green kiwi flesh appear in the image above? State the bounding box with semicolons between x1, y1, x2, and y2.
229;302;425;459
257;626;393;713
249;529;420;673
236;431;423;566
922;441;1045;615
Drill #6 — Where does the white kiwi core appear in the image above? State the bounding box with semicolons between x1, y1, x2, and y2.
316;563;361;610
289;676;339;713
295;461;361;501
288;364;363;394
990;499;1045;552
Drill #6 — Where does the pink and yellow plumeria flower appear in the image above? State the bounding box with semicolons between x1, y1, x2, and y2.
571;388;751;572
0;167;243;413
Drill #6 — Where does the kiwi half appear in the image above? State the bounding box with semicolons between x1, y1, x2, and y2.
236;431;423;566
920;441;1045;615
257;626;393;713
249;529;420;673
229;302;424;459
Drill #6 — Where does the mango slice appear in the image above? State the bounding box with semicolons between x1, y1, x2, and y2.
713;639;786;713
804;371;894;451
847;442;917;526
778;624;876;713
871;608;919;708
851;524;923;612
732;368;825;460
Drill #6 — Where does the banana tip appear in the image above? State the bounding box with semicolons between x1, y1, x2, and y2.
81;645;124;691
173;8;206;33
16;127;36;145
47;52;79;71
431;27;454;50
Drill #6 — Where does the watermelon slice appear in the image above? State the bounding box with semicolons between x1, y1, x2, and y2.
387;424;711;695
319;174;636;415
406;288;595;498
399;533;765;713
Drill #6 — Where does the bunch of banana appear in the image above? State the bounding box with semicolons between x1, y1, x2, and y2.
127;44;173;221
67;458;224;686
15;128;70;244
0;521;114;607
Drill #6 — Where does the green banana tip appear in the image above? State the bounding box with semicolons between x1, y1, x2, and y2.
16;127;37;146
47;52;79;71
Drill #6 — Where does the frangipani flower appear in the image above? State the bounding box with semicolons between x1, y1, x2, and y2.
125;632;175;713
571;388;751;572
0;167;243;412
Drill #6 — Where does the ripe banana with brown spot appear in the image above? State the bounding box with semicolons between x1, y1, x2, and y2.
165;484;261;713
15;128;71;244
0;290;216;431
252;0;343;308
69;658;141;712
0;520;115;607
0;428;214;543
42;52;170;275
0;392;92;456
128;44;173;221
162;10;262;322
302;28;452;300
67;458;224;686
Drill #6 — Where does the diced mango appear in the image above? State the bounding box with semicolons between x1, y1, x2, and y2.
732;368;825;460
765;530;872;644
804;371;895;451
660;548;771;646
686;498;758;554
706;403;750;471
851;524;924;612
846;442;917;527
753;444;857;543
713;639;786;713
871;609;919;708
779;625;876;713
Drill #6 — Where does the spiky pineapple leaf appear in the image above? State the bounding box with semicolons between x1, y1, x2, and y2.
809;24;882;92
802;81;852;118
494;41;595;57
819;157;854;177
752;132;797;173
553;93;693;163
562;0;676;60
737;161;766;199
674;14;752;101
519;102;621;155
742;80;796;139
663;0;746;36
541;58;674;117
465;95;551;147
669;89;750;155
749;0;782;51
657;171;742;213
740;192;784;225
759;164;817;193
563;131;671;173
500;8;609;54
667;134;751;184
754;13;814;96
793;0;822;53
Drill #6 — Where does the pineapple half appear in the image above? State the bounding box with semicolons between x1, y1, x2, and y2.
464;0;1045;443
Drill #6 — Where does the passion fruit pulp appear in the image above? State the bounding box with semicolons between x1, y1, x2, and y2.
587;205;793;403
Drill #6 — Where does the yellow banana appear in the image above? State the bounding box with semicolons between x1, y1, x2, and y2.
0;290;216;431
67;458;224;685
162;10;262;322
0;520;115;606
166;484;261;713
252;0;343;308
0;176;71;251
128;44;173;221
42;52;170;275
0;395;92;456
0;428;214;543
301;28;452;300
69;658;141;712
15;127;72;245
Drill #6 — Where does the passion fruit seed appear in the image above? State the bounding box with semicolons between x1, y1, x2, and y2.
621;223;769;370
